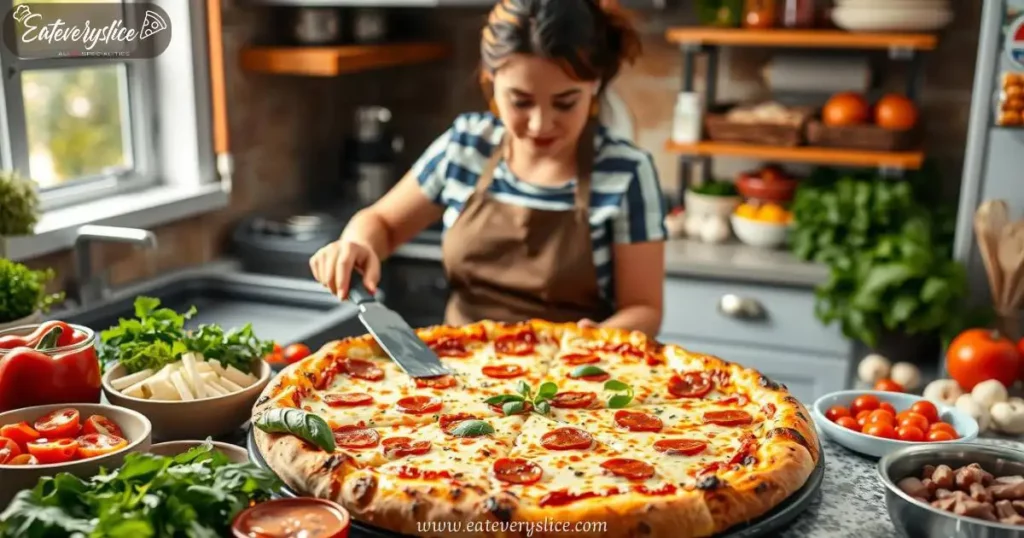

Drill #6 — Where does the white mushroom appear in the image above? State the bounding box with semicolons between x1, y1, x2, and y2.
889;362;922;391
857;354;892;385
991;398;1024;435
684;213;705;238
971;379;1010;409
955;393;991;433
923;379;964;406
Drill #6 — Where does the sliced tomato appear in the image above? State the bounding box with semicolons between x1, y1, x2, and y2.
5;454;39;465
549;391;596;409
324;393;375;407
81;415;124;438
381;437;431;458
668;372;713;398
75;434;128;459
493;457;543;485
415;375;457;389
540;427;593;451
33;408;81;439
481;364;525;379
0;422;40;448
600;458;655;480
653;439;707;456
27;438;79;464
0;436;22;464
333;427;380;449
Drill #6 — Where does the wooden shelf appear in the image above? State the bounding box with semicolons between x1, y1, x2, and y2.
665;140;924;169
240;42;450;77
665;27;937;51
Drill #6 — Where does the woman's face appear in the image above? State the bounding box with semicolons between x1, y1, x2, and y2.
491;54;599;160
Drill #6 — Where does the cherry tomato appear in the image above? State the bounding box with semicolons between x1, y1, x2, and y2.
867;409;896;425
0;422;40;449
874;379;904;393
897;412;930;432
0;436;22;464
272;342;283;355
265;352;286;365
33;408;81;439
75;434;128;459
928;422;958;438
863;423;897;439
855;410;872;428
927;430;955;442
27;438;79;464
825;405;851;422
82;415;124;438
284;344;312;364
851;395;880;415
835;416;860;430
895;410;914;423
896;426;925;442
910;401;940;424
878;402;897;415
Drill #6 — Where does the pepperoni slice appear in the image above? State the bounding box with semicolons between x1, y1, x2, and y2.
493;457;543;485
429;337;470;358
614;410;663;432
653;439;707;456
439;413;477;435
668;372;713;398
550;391;597;409
560;352;600;365
333;426;380;449
703;410;753;427
481;364;525;379
540;427;593;451
415;375;457;389
343;359;385;381
576;372;610;383
382;437;432;458
396;396;442;415
601;458;655;480
324;393;374;407
494;331;537;356
488;400;533;415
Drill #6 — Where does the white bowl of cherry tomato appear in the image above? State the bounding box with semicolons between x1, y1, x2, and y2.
812;390;980;459
0;403;152;506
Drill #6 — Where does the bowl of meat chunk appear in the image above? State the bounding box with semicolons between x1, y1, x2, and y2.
878;442;1024;538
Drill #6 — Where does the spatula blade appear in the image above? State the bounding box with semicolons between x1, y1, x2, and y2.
357;304;450;379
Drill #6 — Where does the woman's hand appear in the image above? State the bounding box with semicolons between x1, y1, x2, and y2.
577;318;600;329
309;239;382;300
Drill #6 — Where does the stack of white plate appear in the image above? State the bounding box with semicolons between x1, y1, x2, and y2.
832;0;953;32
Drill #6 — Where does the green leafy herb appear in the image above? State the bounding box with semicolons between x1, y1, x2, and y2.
689;179;738;197
569;365;608;379
185;324;274;373
255;408;336;452
0;170;39;237
604;380;634;408
0;260;64;324
536;382;558;400
0;442;280;538
449;419;495;438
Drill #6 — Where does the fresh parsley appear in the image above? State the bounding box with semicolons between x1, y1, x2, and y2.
0;442;281;538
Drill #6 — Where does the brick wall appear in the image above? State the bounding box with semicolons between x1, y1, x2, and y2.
21;2;983;294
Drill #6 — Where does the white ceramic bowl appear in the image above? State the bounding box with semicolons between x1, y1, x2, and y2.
0;403;152;507
831;6;954;32
102;360;272;442
812;390;979;459
149;440;248;463
730;214;791;249
685;191;741;218
835;0;949;8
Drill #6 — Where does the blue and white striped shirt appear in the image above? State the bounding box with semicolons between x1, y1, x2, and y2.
412;112;667;300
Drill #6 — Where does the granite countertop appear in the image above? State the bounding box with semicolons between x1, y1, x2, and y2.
392;238;828;288
777;436;1024;537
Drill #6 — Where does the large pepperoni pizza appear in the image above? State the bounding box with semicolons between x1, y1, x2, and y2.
252;320;821;538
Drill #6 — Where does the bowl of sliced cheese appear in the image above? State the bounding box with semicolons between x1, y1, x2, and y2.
102;352;272;442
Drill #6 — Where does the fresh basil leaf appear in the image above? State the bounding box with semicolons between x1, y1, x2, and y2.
484;394;524;405
449;419;495;437
570;365;607;379
536;382;558;401
516;380;532;399
603;379;634;408
535;400;551;415
607;394;632;409
255;408;336;452
502;401;526;416
603;379;629;392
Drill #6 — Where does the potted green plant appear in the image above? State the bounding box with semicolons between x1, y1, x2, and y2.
790;166;973;359
0;259;65;330
0;169;40;237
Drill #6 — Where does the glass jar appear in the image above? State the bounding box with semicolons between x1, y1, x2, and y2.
743;0;777;29
781;0;815;28
0;323;101;412
671;92;704;145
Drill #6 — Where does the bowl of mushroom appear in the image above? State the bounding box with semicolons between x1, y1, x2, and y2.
879;442;1024;537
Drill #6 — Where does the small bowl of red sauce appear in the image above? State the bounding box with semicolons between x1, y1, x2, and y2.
232;498;351;538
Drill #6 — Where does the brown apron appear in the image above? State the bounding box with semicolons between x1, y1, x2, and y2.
441;130;613;326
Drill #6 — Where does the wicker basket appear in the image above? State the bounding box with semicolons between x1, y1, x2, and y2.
704;105;812;147
806;120;922;151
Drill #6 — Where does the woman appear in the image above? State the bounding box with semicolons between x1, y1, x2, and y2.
310;0;667;336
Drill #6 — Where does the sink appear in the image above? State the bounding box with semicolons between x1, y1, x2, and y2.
54;261;370;351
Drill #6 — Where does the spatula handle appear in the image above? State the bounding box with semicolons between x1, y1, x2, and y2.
348;272;375;305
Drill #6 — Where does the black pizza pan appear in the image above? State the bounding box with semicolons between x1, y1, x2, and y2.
247;428;825;538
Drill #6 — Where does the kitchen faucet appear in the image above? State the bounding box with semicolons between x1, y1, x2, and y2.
73;225;158;307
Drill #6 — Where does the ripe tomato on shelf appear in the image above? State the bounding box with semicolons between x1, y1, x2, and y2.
945;329;1021;391
874;94;919;131
822;92;870;126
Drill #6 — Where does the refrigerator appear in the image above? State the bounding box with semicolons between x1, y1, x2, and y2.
955;0;1024;332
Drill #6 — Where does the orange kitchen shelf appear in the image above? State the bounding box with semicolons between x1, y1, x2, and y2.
665;27;937;51
665;140;925;169
240;43;451;77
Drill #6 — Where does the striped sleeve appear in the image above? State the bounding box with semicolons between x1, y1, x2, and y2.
410;125;454;205
612;152;668;244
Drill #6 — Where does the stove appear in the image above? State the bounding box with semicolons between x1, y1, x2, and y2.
230;211;346;279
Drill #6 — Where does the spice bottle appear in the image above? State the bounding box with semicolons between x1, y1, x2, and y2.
743;0;777;29
671;92;703;145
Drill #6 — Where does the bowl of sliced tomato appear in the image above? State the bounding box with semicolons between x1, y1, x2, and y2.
0;403;152;506
811;390;979;459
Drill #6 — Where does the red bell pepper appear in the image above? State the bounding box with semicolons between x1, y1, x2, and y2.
0;325;101;413
0;321;80;349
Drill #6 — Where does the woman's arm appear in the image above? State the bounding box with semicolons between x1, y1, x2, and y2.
341;172;444;261
597;241;665;336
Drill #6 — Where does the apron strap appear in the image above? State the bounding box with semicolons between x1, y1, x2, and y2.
474;138;504;195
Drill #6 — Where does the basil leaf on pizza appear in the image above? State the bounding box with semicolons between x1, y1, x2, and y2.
502;401;527;415
569;365;608;379
484;394;525;405
604;379;635;409
255;408;336;452
516;380;532;399
449;419;495;437
536;382;558;400
535;400;551;415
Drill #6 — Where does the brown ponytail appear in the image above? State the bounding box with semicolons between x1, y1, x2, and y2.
479;0;642;96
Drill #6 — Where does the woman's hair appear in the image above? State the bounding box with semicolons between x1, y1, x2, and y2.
479;0;641;95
